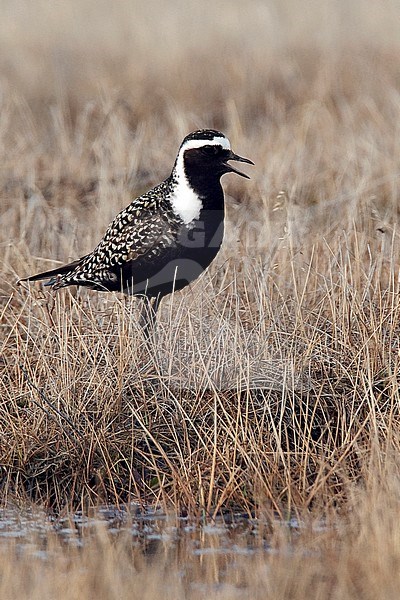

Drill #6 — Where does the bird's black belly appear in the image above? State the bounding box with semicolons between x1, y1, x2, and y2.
120;211;223;298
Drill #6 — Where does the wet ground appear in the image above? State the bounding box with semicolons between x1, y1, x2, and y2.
0;504;332;599
0;504;272;556
0;505;277;597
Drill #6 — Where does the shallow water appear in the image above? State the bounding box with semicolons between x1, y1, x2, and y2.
0;504;272;558
0;505;326;599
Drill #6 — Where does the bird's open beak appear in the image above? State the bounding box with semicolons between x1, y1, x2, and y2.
224;151;254;179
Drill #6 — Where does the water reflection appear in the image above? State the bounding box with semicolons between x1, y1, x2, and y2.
0;506;316;597
0;504;270;560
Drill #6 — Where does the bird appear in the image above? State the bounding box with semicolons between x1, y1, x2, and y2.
18;129;254;335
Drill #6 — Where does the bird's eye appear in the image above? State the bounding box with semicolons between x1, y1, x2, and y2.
201;145;219;156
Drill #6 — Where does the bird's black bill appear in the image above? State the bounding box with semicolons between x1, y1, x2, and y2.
225;151;254;179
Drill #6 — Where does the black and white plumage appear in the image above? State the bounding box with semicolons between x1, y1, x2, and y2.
19;129;253;329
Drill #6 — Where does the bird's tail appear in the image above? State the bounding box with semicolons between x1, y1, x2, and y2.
17;257;84;288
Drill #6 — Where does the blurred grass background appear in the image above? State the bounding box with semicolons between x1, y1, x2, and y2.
2;0;400;263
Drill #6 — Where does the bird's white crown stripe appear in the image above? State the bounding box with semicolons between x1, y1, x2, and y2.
179;136;231;153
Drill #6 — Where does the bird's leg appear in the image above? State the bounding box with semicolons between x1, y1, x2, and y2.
139;294;161;340
152;293;162;315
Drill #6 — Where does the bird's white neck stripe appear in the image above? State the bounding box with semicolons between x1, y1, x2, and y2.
170;136;230;225
170;168;203;225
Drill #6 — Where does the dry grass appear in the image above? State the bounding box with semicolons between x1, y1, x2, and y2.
1;0;400;595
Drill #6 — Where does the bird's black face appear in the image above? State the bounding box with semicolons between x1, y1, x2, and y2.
183;143;254;180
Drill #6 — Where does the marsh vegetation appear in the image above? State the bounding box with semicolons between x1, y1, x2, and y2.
1;0;400;597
